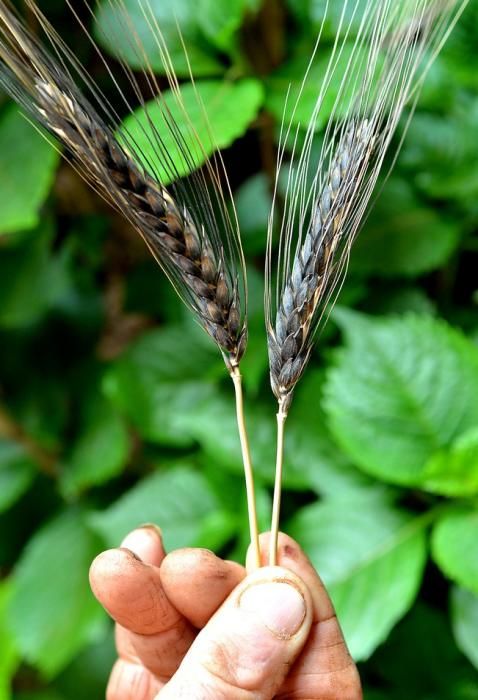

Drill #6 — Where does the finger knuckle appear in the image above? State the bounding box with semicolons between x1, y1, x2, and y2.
201;637;273;696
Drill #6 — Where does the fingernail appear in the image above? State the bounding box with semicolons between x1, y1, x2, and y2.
239;580;306;639
138;523;163;538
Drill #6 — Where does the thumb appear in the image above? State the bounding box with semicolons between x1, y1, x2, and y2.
158;566;313;700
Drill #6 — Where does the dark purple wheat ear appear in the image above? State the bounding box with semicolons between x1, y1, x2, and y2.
0;0;261;564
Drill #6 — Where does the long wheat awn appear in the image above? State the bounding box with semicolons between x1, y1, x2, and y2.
266;0;469;565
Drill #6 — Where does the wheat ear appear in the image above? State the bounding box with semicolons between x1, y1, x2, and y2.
38;82;247;366
266;0;469;565
0;0;261;565
268;120;373;413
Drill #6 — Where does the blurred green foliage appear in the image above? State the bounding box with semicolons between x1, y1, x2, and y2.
0;0;478;697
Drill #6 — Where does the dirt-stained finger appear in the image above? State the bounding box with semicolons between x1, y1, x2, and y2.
90;547;188;635
160;547;245;628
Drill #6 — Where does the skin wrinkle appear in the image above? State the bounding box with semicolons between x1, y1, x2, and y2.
189;651;265;700
246;534;361;700
150;617;193;659
163;670;253;700
281;618;359;698
108;658;162;700
278;664;362;700
202;630;272;691
138;578;180;632
129;587;160;629
116;616;195;678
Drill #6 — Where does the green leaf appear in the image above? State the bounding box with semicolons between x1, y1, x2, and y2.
234;173;271;255
441;1;478;91
291;0;450;42
53;627;115;700
0;440;36;513
288;495;427;660
371;602;478;699
307;0;371;37
228;483;272;563
89;464;232;551
120;79;264;184
60;391;129;497
421;427;478;497
94;0;223;77
176;387;269;472
366;286;436;317
7;511;106;677
234;267;269;395
0;582;18;700
0;221;60;327
103;323;222;445
176;371;378;494
432;506;478;595
399;100;478;202
451;586;478;671
112;323;220;383
287;370;388;498
0;105;58;235
105;375;217;447
238;330;269;396
0;219;74;329
352;178;461;276
197;0;247;52
14;694;63;700
325;310;478;487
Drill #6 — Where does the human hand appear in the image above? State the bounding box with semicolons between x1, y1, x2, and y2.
89;526;362;699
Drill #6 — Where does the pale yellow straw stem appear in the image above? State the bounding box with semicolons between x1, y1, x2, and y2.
231;366;261;569
269;401;287;567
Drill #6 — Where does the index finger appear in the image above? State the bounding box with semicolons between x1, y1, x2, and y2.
90;527;196;685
